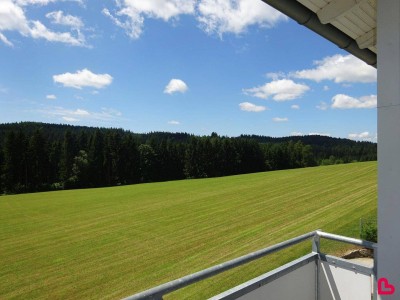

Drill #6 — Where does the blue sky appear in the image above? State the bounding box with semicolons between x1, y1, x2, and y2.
0;0;377;141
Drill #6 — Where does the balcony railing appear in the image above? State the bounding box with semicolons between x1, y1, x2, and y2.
123;230;377;300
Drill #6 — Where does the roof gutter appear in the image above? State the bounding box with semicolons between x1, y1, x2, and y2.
261;0;377;68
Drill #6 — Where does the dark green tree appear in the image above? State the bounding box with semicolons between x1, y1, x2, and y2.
27;129;49;191
60;130;78;184
138;144;156;182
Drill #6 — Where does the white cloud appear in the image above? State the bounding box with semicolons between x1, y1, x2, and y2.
293;54;377;83
0;0;86;46
331;94;377;109
244;79;309;101
46;94;57;99
164;79;188;94
104;0;286;39
29;20;86;46
103;0;195;39
16;0;83;6
0;32;13;46
266;72;286;80
291;131;303;136
39;106;122;122
348;131;375;142
323;85;329;91
53;69;113;89
62;116;79;122
101;107;122;117
239;102;267;112
316;101;329;111
272;117;288;122
168;120;180;125
291;104;300;110
309;132;331;137
46;11;83;29
197;0;286;36
0;1;30;33
73;108;89;115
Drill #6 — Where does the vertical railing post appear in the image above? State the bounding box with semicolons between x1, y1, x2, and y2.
312;231;320;253
312;231;321;300
372;246;378;300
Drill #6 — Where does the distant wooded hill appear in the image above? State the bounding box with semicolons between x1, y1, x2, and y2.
0;122;376;195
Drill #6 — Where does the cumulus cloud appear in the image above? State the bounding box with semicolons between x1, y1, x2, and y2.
0;0;87;46
291;104;300;110
197;0;286;36
348;131;375;142
293;54;377;83
103;0;286;39
46;94;57;99
103;0;195;39
272;117;288;122
53;69;113;89
168;120;180;125
46;11;84;29
244;79;309;101
239;102;267;112
164;79;188;94
331;94;377;109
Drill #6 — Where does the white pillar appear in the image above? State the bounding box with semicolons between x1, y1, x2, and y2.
377;0;400;298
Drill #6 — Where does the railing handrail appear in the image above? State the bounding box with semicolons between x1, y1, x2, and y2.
123;230;377;300
316;230;377;250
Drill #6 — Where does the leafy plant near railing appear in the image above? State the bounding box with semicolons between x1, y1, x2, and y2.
360;219;377;243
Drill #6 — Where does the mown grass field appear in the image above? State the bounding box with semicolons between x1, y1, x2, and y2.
0;162;377;299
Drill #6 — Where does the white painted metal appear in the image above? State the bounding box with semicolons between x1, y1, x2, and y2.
377;0;400;299
236;262;316;300
319;260;372;300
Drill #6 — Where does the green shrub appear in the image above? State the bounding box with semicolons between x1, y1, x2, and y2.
360;221;377;243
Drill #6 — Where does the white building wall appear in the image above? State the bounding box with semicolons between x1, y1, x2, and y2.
377;0;400;299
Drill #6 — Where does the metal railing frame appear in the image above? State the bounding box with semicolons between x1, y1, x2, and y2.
123;230;378;300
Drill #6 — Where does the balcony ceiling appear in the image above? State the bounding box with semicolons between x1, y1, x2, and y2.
262;0;377;66
298;0;377;53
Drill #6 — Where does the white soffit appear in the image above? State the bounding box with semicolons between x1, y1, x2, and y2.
297;0;377;53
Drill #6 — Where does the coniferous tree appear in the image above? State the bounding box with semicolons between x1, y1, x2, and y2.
120;134;140;184
138;144;156;182
27;129;48;191
60;130;78;185
88;129;105;187
3;130;28;193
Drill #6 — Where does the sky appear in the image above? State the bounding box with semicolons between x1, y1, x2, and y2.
0;0;377;141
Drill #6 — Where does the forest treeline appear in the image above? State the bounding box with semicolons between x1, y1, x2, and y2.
0;122;377;195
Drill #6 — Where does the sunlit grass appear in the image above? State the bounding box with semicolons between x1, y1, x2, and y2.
0;162;377;299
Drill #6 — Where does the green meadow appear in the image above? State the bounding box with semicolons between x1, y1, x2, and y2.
0;162;377;299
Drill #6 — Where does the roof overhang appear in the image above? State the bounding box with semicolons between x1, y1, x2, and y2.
261;0;377;68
